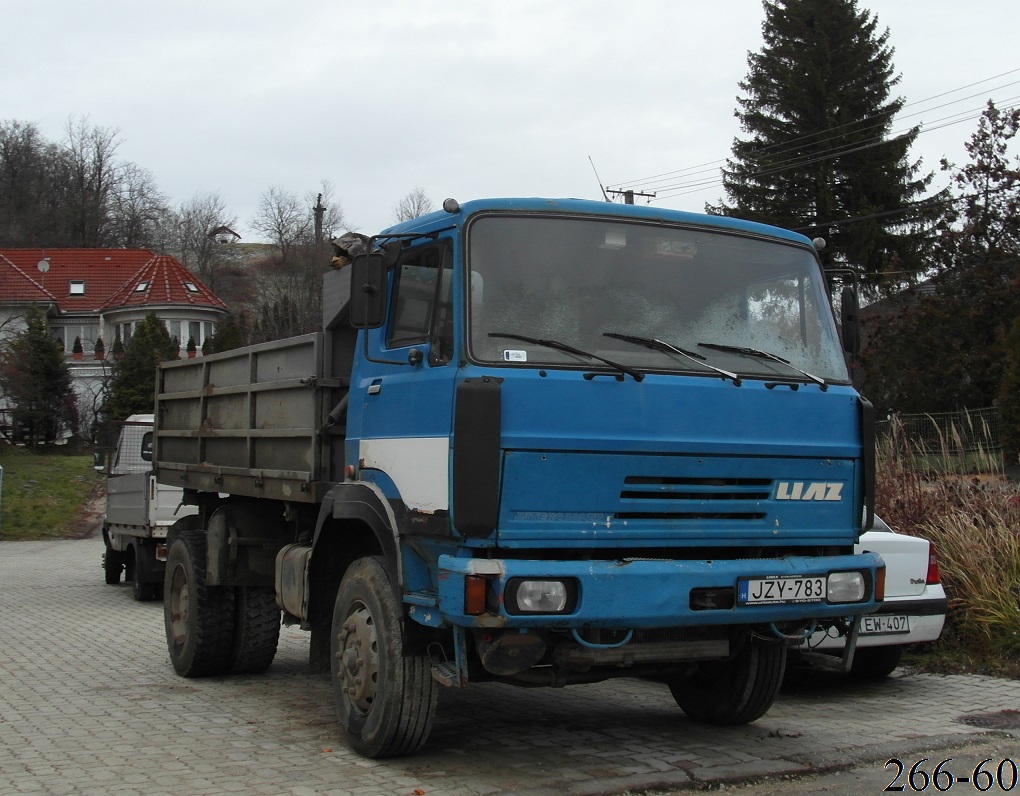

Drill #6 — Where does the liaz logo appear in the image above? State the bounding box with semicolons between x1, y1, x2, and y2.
775;481;844;501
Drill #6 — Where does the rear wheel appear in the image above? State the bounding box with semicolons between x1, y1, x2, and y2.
163;531;235;677
103;542;124;585
230;587;281;674
132;544;162;602
331;557;437;758
668;636;786;725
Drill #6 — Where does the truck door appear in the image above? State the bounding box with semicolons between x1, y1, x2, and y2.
350;241;457;516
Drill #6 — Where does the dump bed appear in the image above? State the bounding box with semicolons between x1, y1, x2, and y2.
154;333;343;503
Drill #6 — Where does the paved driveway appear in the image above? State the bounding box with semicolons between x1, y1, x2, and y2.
1;539;1017;796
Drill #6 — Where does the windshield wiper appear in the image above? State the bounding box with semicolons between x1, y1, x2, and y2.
489;332;644;382
604;332;741;386
697;342;827;390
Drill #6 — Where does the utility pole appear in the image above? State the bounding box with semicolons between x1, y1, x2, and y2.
313;193;325;262
607;188;656;205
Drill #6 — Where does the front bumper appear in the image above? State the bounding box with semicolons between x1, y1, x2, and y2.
432;552;884;629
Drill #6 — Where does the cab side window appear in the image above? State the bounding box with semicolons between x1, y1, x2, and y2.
387;244;453;364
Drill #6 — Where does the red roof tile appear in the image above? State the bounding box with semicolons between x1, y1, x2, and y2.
0;249;227;313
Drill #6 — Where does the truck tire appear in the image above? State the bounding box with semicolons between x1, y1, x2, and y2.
850;645;903;679
103;544;124;585
668;636;786;725
331;557;437;758
163;530;236;677
230;587;281;675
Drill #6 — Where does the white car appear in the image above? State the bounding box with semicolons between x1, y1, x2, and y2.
797;515;947;677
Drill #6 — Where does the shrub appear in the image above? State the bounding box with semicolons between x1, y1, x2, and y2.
920;501;1020;658
876;417;1020;665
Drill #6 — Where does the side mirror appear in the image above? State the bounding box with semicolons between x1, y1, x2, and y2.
350;253;388;329
384;239;403;268
840;286;860;356
141;432;154;463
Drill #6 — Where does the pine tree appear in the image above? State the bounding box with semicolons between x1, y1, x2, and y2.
206;313;245;354
712;0;939;283
99;313;178;425
0;306;78;446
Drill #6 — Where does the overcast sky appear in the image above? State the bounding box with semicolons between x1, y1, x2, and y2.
3;1;1019;242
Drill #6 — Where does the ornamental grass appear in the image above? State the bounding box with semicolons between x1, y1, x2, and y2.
876;415;1020;664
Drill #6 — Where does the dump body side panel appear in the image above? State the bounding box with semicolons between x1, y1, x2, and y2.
154;333;340;502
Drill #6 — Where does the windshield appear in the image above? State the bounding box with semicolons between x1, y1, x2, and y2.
466;214;849;383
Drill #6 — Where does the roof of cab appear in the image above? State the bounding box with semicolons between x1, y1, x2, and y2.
379;197;814;247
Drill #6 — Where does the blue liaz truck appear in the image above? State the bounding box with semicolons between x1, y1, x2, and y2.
153;197;884;758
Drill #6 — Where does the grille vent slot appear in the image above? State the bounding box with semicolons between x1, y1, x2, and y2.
618;475;771;521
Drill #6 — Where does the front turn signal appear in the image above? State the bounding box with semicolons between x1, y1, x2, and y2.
465;575;488;616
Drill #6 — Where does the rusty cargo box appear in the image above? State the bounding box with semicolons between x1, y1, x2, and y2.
154;333;342;503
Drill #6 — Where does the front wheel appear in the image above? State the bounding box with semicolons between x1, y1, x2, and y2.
331;557;437;759
668;636;786;725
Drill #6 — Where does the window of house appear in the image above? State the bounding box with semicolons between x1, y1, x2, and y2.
134;281;149;293
69;280;85;296
183;281;199;293
56;323;100;354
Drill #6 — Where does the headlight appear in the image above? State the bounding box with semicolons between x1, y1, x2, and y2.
505;578;576;614
827;571;866;603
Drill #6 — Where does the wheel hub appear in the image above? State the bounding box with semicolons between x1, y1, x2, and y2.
169;565;190;646
338;603;379;713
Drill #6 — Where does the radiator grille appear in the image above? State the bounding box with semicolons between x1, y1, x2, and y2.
618;475;772;521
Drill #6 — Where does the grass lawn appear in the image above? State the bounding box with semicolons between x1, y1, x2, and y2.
0;445;103;540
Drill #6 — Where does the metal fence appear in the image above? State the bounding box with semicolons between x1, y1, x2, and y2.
878;407;1002;454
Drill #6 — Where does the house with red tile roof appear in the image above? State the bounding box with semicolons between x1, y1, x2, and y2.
0;248;229;426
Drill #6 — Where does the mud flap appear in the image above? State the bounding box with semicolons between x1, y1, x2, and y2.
840;614;862;673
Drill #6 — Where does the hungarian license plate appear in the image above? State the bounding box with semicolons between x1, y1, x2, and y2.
861;615;910;635
738;575;826;605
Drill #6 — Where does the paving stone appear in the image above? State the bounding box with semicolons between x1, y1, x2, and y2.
2;539;1018;795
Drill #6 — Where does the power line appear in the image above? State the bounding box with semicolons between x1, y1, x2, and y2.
607;68;1020;200
649;99;1019;201
635;93;1020;197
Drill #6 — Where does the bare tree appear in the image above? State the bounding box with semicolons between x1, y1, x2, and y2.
59;117;121;246
107;163;169;248
392;186;435;223
248;184;348;340
163;192;237;291
0;121;60;245
1;117;170;249
251;186;311;266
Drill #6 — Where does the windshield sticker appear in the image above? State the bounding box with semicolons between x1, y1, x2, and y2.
503;349;528;362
